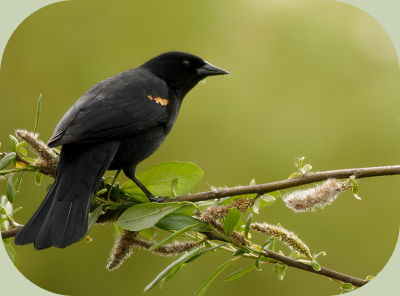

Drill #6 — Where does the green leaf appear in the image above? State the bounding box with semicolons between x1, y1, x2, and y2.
6;175;15;203
117;202;184;231
253;194;276;213
148;223;200;252
253;197;261;214
121;162;203;198
156;214;210;232
289;251;300;259
86;205;103;236
4;245;18;267
0;218;7;227
275;264;287;280
261;238;274;250
13;172;24;192
34;94;42;134
255;254;263;271
232;248;248;256
223;208;241;236
25;165;38;172
16;141;27;151
113;222;123;237
10;135;18;154
311;260;321;271
45;183;53;192
296;157;305;170
244;213;252;239
0;152;16;170
349;175;361;200
35;172;43;186
17;147;27;156
303;164;312;173
288;172;302;179
140;228;155;240
224;265;256;282
193;258;237;296
160;264;184;287
184;244;226;264
0;195;13;216
365;275;375;281
341;283;354;291
144;248;202;292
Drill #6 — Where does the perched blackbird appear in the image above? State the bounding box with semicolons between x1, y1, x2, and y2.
14;51;229;250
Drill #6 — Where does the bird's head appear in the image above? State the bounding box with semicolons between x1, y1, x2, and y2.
141;51;229;97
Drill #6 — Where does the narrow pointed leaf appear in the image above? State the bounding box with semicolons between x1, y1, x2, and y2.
34;94;42;134
184;244;226;264
223;208;241;236
149;223;200;252
244;213;253;239
13;172;24;192
144;248;201;292
224;265;256;282
5;245;18;267
86;205;103;236
0;152;16;170
35;172;43;186
193;258;237;296
9;135;18;153
6;175;15;203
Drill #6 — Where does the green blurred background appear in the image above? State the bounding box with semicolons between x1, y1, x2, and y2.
1;0;399;295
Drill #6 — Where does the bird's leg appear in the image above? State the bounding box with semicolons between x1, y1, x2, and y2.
123;166;168;203
132;177;168;203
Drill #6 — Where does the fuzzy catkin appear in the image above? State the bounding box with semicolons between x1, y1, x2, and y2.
107;230;199;271
107;230;139;271
15;130;58;176
250;222;312;259
284;179;347;212
198;197;254;222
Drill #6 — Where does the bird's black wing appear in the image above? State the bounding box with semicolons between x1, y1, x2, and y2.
48;68;170;147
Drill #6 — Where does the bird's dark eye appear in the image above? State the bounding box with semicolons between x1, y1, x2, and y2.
182;60;191;68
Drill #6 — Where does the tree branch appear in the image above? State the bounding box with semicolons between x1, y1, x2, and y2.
170;165;400;203
1;227;21;239
263;249;367;287
2;165;400;240
1;164;397;287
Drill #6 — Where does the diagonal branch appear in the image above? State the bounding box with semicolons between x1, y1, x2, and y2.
263;249;367;287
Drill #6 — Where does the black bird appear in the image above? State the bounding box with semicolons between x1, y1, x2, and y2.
14;51;229;250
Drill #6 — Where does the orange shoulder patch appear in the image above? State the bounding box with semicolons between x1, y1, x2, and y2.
148;95;169;106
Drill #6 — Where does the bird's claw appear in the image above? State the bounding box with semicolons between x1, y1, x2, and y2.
148;196;169;203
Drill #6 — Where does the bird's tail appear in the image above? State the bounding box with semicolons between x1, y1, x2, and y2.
14;141;119;250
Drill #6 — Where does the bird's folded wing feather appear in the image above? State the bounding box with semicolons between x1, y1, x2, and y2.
48;69;169;147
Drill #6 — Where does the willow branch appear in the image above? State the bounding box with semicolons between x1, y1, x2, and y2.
2;165;400;240
169;165;400;203
1;227;22;239
263;249;367;287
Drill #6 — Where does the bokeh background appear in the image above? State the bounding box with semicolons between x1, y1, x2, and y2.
1;0;399;295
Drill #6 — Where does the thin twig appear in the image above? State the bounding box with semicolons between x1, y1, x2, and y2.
263;249;367;287
169;165;400;203
1;227;22;239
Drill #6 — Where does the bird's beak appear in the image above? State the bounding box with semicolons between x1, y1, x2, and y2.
196;61;230;76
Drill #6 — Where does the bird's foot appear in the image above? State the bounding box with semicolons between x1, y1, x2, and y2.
148;196;169;203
